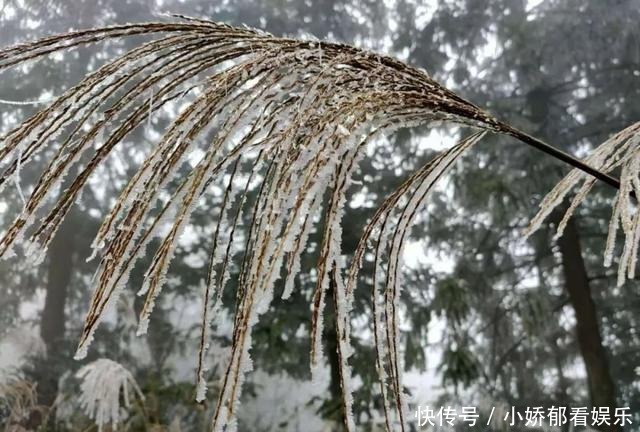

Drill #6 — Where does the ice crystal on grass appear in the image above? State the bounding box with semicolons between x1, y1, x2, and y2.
0;379;47;428
0;15;575;431
76;358;144;431
526;122;640;286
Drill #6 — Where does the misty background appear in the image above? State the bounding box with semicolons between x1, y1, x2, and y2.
0;0;639;431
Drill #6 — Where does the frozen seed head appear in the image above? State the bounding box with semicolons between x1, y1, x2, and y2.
76;358;144;431
526;122;640;286
0;16;506;432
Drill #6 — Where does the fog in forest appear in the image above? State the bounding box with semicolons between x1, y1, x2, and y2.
0;0;639;431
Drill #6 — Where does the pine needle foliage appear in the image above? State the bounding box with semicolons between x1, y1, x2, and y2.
0;15;633;431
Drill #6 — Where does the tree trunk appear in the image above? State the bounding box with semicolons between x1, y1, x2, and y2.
557;217;618;432
549;335;571;432
38;210;78;407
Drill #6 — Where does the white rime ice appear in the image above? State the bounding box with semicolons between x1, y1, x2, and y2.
76;358;144;432
0;18;511;432
345;131;485;430
526;122;640;286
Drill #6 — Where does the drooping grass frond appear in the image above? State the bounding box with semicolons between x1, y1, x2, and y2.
0;16;570;431
76;358;144;431
0;379;47;429
345;131;486;429
526;122;640;286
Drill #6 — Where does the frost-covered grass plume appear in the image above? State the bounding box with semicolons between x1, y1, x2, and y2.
0;14;635;432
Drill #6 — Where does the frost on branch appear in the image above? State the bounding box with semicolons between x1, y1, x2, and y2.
0;16;505;431
525;122;640;286
76;358;144;431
